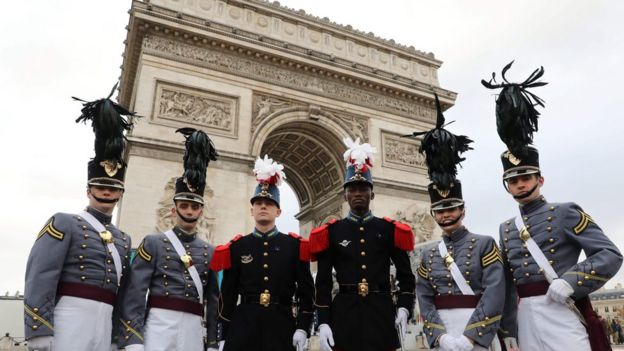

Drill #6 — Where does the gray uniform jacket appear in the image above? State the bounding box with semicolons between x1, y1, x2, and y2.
24;207;132;340
499;196;623;337
416;227;505;349
117;226;218;348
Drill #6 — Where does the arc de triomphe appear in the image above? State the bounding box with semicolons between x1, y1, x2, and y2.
116;0;457;250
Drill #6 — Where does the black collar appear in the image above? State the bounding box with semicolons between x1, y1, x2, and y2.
173;226;197;242
520;196;547;215
442;226;469;244
86;206;112;224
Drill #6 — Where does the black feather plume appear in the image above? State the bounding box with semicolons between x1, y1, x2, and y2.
404;93;473;190
481;61;548;158
176;128;219;192
73;83;137;166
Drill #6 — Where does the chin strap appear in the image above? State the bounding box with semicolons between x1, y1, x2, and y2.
512;183;539;200
89;192;120;204
175;208;199;223
435;210;465;228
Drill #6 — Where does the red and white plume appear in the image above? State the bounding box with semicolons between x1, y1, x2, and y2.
253;155;286;186
343;137;376;172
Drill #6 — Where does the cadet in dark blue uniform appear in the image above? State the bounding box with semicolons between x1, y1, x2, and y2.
24;85;136;351
211;156;314;351
310;138;416;351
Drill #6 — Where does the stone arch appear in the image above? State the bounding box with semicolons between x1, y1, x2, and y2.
253;110;351;228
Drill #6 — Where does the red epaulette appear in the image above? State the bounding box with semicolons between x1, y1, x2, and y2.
383;217;414;251
209;234;242;271
309;218;337;254
289;232;315;262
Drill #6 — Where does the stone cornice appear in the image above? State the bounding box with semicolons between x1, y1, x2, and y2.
119;1;457;110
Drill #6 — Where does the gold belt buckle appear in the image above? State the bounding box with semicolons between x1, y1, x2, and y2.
99;230;113;244
357;282;369;297
444;253;454;269
180;254;193;268
260;291;271;307
519;227;531;242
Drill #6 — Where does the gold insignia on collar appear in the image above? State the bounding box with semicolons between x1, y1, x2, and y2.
99;160;122;177
180;254;193;268
504;151;521;166
241;254;253;264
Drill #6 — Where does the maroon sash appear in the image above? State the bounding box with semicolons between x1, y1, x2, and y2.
575;296;611;351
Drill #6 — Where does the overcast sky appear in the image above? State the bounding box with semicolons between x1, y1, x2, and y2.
1;0;623;294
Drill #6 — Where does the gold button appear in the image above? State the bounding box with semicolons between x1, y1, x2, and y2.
264;242;268;246
361;278;367;282
81;276;86;281
84;234;90;239
81;225;87;229
164;282;168;286
79;265;85;270
471;238;476;243
547;216;553;221
547;227;552;232
550;206;555;211
33;308;39;313
523;216;528;221
165;291;169;296
263;252;268;257
549;238;554;243
106;279;111;283
525;272;530;277
591;270;596;275
577;281;583;286
549;260;554;265
107;259;112;264
33;316;39;321
264;289;269;293
359;227;365;231
524;253;529;257
466;280;470;284
433;285;437;289
360;239;365;244
448;283;452;287
478;332;483;336
505;229;509;233
166;256;171;260
107;268;112;273
584;275;590;280
187;284;192;288
164;265;168;269
125;336;129;340
166;247;171;251
468;245;473;249
465;271;470;276
361;265;367;269
549;249;555;253
523;261;528;266
32;325;38;330
264;276;269;281
81;244;87;249
467;254;471;258
361;251;366;256
203;253;208;257
263;264;268;269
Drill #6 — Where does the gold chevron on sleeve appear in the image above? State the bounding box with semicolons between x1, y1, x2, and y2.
481;242;503;267
36;218;64;241
573;210;595;234
137;242;152;262
417;263;429;279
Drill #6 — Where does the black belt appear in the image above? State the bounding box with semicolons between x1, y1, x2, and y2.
241;294;292;306
338;284;391;295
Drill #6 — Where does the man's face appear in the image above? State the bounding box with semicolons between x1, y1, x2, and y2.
344;182;374;212
506;174;544;204
87;185;123;211
171;200;203;230
250;198;281;225
433;206;464;233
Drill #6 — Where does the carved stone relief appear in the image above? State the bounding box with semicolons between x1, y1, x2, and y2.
314;205;343;227
394;204;436;244
152;81;239;138
156;177;217;244
381;131;426;172
143;35;435;121
252;92;368;141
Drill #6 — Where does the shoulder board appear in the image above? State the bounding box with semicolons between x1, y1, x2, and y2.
310;225;330;254
384;217;414;251
288;232;301;240
209;234;243;271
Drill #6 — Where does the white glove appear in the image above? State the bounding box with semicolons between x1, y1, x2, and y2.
206;348;218;351
292;329;307;350
27;336;54;351
394;307;409;340
503;337;519;351
438;334;455;351
218;340;225;351
547;278;574;304
318;324;335;351
124;345;144;351
454;335;474;351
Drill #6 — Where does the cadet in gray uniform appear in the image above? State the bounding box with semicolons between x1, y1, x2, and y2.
411;94;505;351
24;85;136;351
118;128;219;351
483;62;622;351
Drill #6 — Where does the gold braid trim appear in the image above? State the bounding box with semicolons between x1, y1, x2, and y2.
24;305;54;331
424;321;446;331
120;319;144;341
564;271;608;282
37;218;64;241
136;242;152;262
464;315;502;331
481;242;503;267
